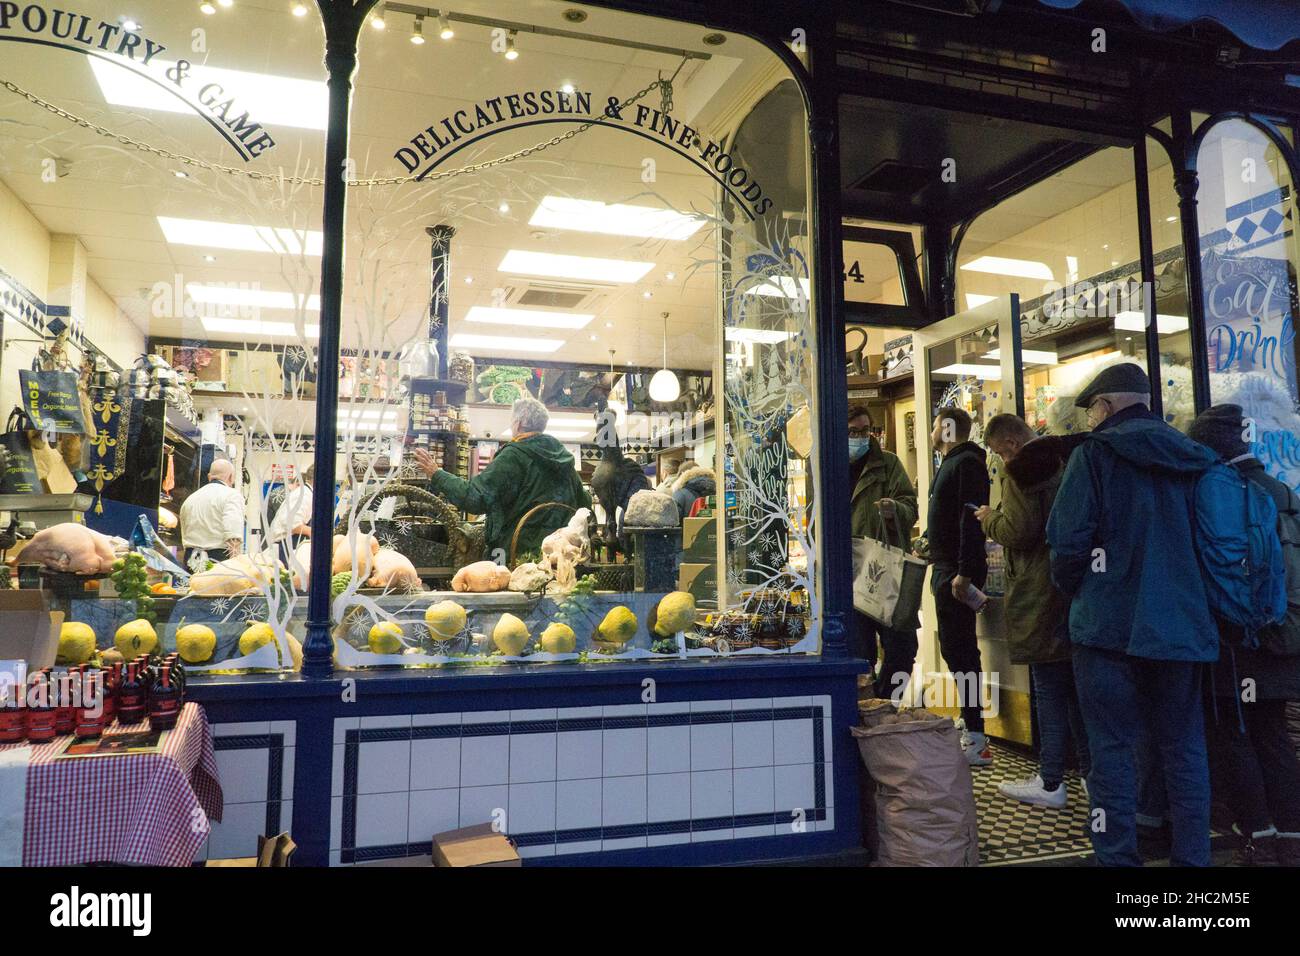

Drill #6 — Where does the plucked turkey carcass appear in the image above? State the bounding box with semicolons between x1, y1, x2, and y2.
19;523;120;575
188;552;284;596
450;560;511;593
331;532;380;577
367;549;422;591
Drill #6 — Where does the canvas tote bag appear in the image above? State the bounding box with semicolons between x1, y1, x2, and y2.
852;513;927;629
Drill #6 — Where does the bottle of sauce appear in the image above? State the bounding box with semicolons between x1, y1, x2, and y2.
117;662;147;725
75;670;107;739
24;674;57;744
148;665;180;731
0;676;25;743
53;670;78;736
102;662;121;725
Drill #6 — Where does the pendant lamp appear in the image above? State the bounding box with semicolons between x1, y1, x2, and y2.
648;311;680;402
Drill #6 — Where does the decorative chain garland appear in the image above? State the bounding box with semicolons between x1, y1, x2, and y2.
1;70;678;188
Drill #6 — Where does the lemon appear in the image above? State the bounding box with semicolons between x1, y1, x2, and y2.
238;622;276;657
538;622;576;654
176;624;217;664
57;622;96;665
368;621;404;655
425;600;467;640
653;591;697;637
492;613;530;656
114;619;158;657
597;606;638;646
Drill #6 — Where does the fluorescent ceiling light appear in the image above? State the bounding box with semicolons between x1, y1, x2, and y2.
200;317;320;338
746;277;812;299
158;216;323;256
725;327;792;344
959;256;1054;281
964;294;997;309
464;306;593;330
1113;311;1190;334
498;250;654;284
88;57;327;131
934;363;1003;380
449;332;564;353
986;348;1059;364
187;283;320;312
528;196;706;241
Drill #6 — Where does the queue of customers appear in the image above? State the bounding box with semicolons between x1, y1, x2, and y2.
851;361;1300;866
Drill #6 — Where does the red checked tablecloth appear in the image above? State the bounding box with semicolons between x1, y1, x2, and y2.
0;702;224;867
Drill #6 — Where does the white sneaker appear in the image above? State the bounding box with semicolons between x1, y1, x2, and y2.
998;774;1067;808
964;730;993;767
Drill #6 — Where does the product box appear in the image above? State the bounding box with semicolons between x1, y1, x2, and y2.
678;562;717;602
431;823;521;867
0;591;62;669
681;516;717;561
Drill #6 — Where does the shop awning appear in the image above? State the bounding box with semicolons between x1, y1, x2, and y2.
1035;0;1300;51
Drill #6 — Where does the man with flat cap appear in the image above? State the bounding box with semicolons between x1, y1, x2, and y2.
1046;361;1219;866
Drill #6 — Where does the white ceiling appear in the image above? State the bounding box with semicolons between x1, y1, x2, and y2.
0;0;791;372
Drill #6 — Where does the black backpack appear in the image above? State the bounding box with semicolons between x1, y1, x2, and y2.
1260;487;1300;656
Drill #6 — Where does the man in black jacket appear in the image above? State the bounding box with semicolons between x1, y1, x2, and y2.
926;406;992;766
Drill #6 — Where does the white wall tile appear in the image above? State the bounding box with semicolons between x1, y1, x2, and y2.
773;718;814;765
214;747;270;805
507;782;556;834
732;720;774;769
211;721;270;737
356;791;409;847
734;824;776;840
509;733;557;783
269;720;297;746
557;706;602;718
555;778;601;829
360;715;411;729
459;785;509;829
772;696;812;708
602;775;648;826
555;839;601;856
330;796;342;850
690;698;729;712
280;747;295;798
413;712;462;727
356;739;411;795
647;701;690;715
733;766;775;815
509;708;557;722
461;709;510;724
518;843;556;859
410;737;461;791
823;759;835;807
647;772;691;823
602;836;646;852
774;763;816;813
333;716;359;744
603;727;647;777
647;832;690;847
331;743;346;796
732;698;773;711
647;725;690;774
207;801;266;860
274;801;293;837
556;729;602;780
690;723;731;771
460;735;509;787
407;788;460;843
329;850;342;866
691;769;732;818
602;703;647;717
691;826;733;843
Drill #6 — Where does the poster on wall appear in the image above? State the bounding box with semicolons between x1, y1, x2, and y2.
19;369;87;435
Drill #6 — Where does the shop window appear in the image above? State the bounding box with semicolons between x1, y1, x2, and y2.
841;224;926;325
956;146;1155;436
1195;118;1300;492
0;1;327;672
321;9;821;667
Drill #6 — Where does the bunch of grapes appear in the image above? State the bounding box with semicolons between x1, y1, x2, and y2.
111;553;156;625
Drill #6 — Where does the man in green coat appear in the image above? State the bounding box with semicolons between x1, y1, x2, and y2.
847;404;919;699
415;396;591;562
976;413;1089;808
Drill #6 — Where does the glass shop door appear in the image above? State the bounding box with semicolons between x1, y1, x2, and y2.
911;295;1034;746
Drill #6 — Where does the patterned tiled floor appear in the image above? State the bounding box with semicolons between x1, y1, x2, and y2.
975;744;1093;866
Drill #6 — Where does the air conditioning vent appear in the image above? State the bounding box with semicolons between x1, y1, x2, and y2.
852;160;933;197
517;287;590;309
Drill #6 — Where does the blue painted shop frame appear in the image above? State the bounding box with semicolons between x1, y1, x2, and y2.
177;1;864;867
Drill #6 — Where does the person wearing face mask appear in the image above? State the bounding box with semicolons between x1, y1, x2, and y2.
847;404;919;699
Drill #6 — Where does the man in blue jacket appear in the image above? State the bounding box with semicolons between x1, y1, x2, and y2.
1047;363;1218;866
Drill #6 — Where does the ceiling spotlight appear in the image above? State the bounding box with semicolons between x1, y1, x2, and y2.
203;254;216;262
291;2;308;16
370;10;385;29
218;0;234;6
562;8;587;22
122;18;140;31
464;275;473;284
438;12;454;40
702;32;727;46
561;82;575;94
498;201;510;214
172;169;189;178
504;30;518;60
199;1;216;14
642;290;653;299
665;271;676;280
411;15;426;44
